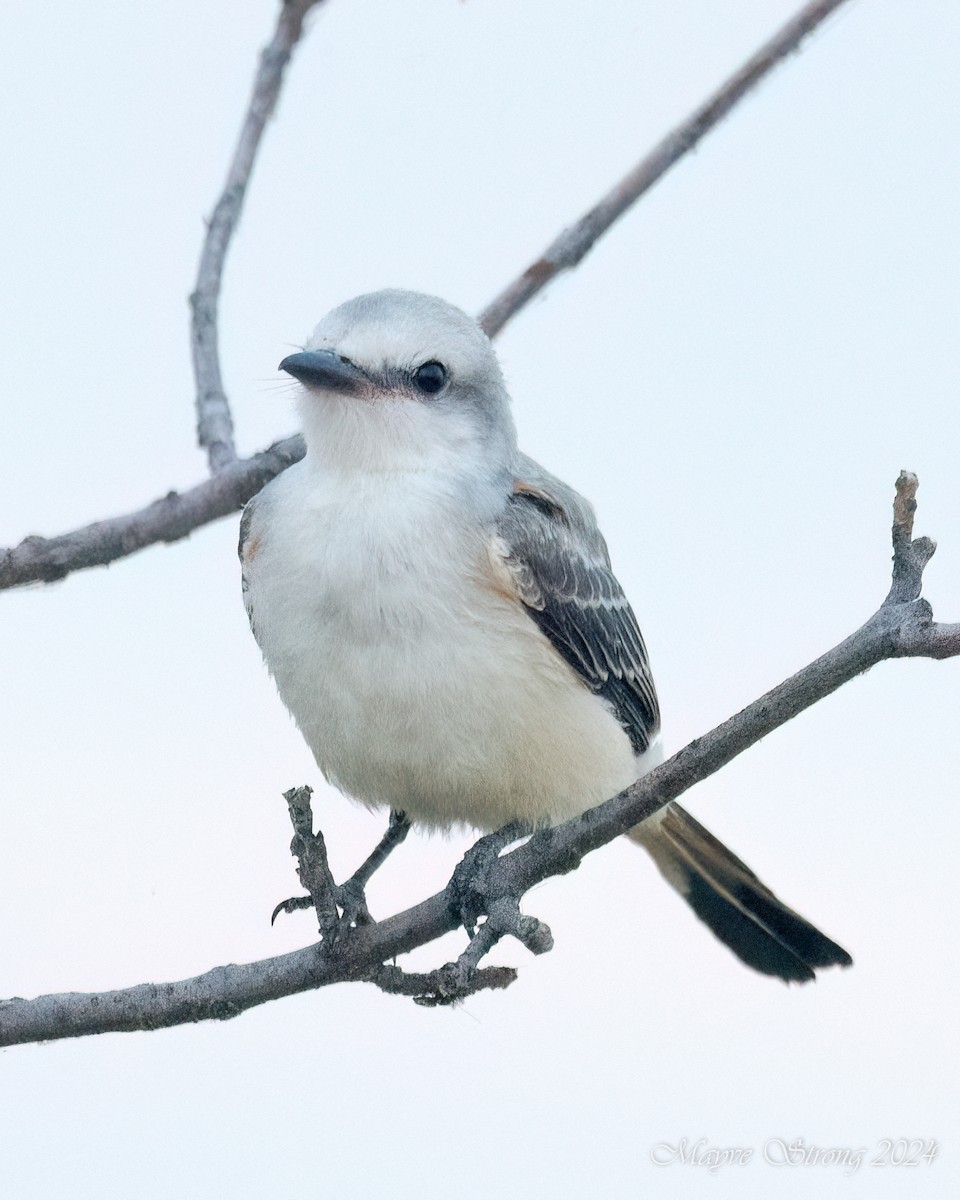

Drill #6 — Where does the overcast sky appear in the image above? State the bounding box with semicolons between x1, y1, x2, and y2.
1;1;958;1197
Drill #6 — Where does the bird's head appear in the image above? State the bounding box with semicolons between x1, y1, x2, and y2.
281;290;517;479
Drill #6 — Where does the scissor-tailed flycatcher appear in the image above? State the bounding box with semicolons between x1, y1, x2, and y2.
241;289;851;982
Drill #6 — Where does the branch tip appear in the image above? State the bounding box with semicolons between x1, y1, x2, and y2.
478;0;852;335
281;784;340;937
893;470;919;540
373;963;518;1006
886;471;937;607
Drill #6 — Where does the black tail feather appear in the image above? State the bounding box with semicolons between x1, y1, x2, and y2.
629;803;852;984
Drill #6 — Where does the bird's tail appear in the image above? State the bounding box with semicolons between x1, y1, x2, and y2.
628;803;852;983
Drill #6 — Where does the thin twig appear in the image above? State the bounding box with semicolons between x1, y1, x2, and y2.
0;436;304;589
3;474;956;1047
372;963;518;1005
420;898;553;1005
478;0;851;336
190;0;326;473
282;786;339;937
886;470;936;605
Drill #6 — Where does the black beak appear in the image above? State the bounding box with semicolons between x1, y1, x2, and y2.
279;349;369;396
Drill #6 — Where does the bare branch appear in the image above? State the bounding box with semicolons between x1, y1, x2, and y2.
191;0;326;474
0;436;304;588
478;0;851;336
3;474;957;1049
886;470;936;605
373;963;518;1006
282;785;340;937
1;0;854;593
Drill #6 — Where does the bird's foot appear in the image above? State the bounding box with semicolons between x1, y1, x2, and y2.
431;897;553;1003
448;821;530;933
270;879;373;929
335;877;374;927
272;809;410;931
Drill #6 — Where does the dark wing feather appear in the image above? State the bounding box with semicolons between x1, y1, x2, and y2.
496;459;660;753
499;462;852;983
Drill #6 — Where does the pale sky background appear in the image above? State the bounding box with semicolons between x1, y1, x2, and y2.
1;1;958;1197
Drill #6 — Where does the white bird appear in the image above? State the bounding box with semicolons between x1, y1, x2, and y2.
241;289;851;983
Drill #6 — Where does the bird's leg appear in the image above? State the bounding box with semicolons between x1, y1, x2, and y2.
448;821;531;934
271;809;411;928
336;809;411;927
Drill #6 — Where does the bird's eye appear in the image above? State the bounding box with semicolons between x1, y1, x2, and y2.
413;361;447;395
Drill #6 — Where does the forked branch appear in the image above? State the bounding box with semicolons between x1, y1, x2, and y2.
1;0;851;590
2;473;955;1044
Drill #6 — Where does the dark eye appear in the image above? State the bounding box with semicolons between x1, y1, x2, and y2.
413;360;446;395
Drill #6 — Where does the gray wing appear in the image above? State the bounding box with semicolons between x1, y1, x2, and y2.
496;453;660;754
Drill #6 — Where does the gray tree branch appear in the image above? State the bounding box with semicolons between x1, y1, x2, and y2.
2;474;956;1046
1;0;851;592
191;0;327;474
478;0;851;336
0;437;304;587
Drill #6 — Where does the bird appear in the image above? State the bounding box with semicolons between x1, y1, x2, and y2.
240;288;851;983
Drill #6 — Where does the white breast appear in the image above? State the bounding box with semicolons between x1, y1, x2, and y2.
245;461;643;832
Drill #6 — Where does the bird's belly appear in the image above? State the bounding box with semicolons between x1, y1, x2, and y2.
251;516;639;831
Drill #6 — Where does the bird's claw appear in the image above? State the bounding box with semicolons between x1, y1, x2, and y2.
270;880;374;930
270;894;315;925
